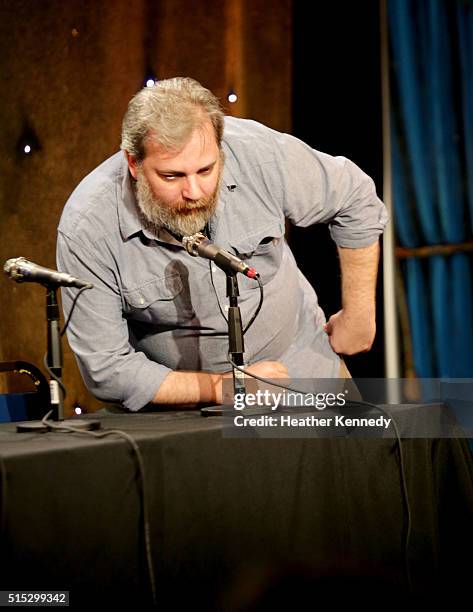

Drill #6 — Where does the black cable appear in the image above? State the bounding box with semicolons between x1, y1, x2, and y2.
41;285;93;400
42;353;67;399
226;352;413;592
208;261;264;335
208;261;228;324
40;411;157;606
243;275;263;334
61;284;94;336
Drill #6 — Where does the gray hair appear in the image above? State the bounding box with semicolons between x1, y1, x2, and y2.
120;77;224;161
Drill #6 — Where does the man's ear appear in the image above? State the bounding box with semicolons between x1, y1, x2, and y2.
125;151;138;180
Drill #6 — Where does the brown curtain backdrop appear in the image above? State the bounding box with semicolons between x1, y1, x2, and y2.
0;0;292;414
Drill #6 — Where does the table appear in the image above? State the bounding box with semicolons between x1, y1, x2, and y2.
0;408;472;608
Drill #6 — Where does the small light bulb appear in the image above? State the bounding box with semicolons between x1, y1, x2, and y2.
145;78;156;88
74;406;82;415
227;92;238;103
24;144;31;154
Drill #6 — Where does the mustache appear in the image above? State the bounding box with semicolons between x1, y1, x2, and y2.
175;199;210;212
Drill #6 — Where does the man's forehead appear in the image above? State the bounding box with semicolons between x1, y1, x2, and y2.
144;120;218;160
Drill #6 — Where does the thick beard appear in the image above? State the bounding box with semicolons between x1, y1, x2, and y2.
135;166;221;238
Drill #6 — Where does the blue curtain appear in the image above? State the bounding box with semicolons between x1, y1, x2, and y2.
389;0;473;377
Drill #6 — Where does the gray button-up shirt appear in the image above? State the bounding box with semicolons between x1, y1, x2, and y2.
57;117;387;410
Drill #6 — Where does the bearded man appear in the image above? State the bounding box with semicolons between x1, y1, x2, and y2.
57;77;387;411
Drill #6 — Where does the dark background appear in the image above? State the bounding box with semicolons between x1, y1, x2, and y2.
291;0;384;377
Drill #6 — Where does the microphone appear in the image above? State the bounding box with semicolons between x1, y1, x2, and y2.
4;257;92;289
182;233;259;278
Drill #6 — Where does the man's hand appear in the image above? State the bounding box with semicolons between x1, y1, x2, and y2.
324;309;376;355
244;360;289;380
326;240;379;356
153;361;289;406
220;360;289;404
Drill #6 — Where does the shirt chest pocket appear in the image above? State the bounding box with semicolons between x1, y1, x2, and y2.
122;272;195;324
230;223;284;287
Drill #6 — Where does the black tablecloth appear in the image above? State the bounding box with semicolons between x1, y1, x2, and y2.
1;409;472;608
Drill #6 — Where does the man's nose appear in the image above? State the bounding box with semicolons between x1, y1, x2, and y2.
181;175;204;201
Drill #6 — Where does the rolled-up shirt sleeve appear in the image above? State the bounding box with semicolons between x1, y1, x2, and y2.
57;232;171;411
273;131;388;247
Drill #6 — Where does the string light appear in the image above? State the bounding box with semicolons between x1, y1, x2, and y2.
74;406;82;415
145;78;157;88
227;91;238;103
17;124;40;156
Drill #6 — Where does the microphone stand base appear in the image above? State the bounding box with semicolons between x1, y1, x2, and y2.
200;407;223;417
16;421;49;433
16;418;101;433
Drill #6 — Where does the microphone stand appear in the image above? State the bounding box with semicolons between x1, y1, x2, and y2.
46;286;64;420
226;273;246;397
17;285;100;432
201;272;246;417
